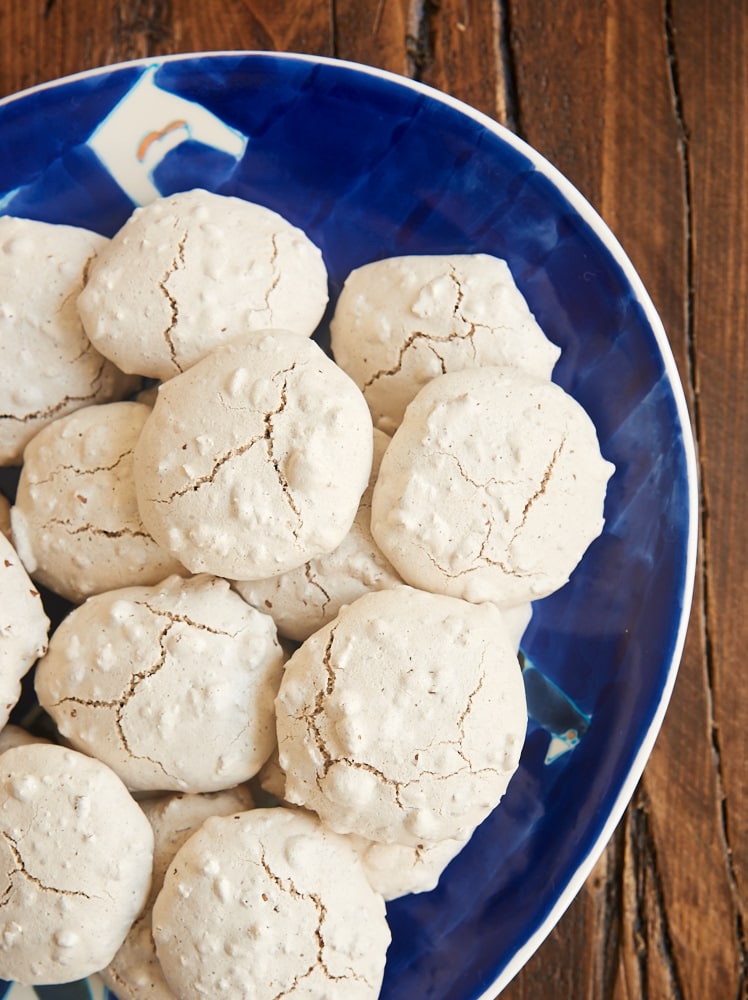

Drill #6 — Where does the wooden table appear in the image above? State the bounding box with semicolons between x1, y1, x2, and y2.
1;2;742;997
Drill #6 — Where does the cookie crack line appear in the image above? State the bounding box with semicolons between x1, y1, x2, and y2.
0;358;110;424
434;448;520;492
264;231;282;312
305;626;339;787
418;533;517;581
2;832;92;900
51;618;188;782
361;324;480;393
304;562;331;612
158;229;188;374
46;519;152;541
264;365;302;533
508;435;566;549
456;668;486;733
137;599;242;638
27;447;134;487
156;432;265;501
114;619;182;780
259;852;365;993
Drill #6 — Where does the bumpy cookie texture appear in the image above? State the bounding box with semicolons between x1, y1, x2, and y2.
152;807;390;1000
330;253;561;433
0;743;153;985
0;216;138;465
276;587;527;847
233;428;403;641
10;401;185;603
34;574;284;792
103;786;254;1000
0;533;49;730
134;330;373;579
77;189;329;380
371;367;615;606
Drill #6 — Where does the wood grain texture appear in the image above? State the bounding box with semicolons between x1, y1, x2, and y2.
0;2;742;998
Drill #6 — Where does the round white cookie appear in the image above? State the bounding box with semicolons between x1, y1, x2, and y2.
34;573;284;792
371;367;615;606
0;533;49;730
330;253;560;433
233;428;403;641
103;786;254;1000
134;330;373;579
78;188;329;379
0;743;153;984
152;807;390;1000
0;215;138;465
276;587;527;847
10;401;185;603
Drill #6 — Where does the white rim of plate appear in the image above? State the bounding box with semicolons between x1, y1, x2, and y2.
0;50;700;999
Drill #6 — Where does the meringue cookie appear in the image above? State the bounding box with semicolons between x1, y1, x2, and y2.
371;367;615;606
152;807;390;1000
0;532;49;730
330;253;560;433
78;188;329;379
34;573;283;792
133;330;373;580
0;743;153;984
0;215;138;465
276;587;527;847
10;401;185;603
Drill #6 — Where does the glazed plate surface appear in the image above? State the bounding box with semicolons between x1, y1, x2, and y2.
0;52;697;1000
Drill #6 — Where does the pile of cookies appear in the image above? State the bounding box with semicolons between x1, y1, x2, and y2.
0;189;614;998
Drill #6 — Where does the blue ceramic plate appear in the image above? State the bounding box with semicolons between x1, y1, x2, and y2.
0;53;697;999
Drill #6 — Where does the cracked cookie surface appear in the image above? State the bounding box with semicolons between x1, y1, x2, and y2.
0;743;153;984
10;400;185;603
152;807;390;999
77;189;329;380
330;253;560;433
0;215;139;465
34;573;284;792
370;366;615;606
134;330;373;580
233;427;403;642
275;587;527;847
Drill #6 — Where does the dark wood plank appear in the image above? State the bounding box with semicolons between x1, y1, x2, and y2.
334;0;410;77
671;0;748;983
414;0;507;122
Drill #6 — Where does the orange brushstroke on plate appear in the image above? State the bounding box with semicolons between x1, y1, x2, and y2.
137;119;189;161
